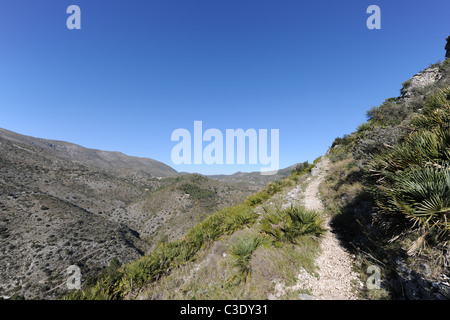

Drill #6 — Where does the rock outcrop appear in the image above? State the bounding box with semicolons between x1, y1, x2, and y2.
400;66;442;101
445;35;450;58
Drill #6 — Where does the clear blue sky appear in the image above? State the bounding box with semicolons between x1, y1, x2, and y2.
0;0;449;174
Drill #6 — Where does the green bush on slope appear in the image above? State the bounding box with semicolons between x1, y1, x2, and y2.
65;154;324;300
64;204;257;300
226;205;325;285
368;87;450;249
260;206;326;247
229;233;263;283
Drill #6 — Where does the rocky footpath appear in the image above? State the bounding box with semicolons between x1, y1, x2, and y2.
270;157;360;300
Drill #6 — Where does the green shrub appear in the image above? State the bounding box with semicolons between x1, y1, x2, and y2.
178;183;216;200
368;87;450;249
329;134;355;163
229;233;263;283
244;180;284;207
223;206;258;233
356;122;372;134
353;126;404;162
366;99;414;127
64;204;257;300
412;87;450;130
293;161;313;175
260;206;326;246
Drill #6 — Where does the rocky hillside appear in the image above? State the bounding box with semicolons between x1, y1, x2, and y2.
0;128;178;178
63;160;327;300
322;55;450;299
0;129;262;299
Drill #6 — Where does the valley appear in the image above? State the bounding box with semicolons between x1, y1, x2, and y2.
0;128;292;299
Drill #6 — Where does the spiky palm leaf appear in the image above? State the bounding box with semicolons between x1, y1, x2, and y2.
229;233;262;283
260;206;325;244
368;87;450;240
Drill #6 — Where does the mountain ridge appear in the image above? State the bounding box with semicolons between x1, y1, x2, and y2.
0;126;299;181
0;127;178;178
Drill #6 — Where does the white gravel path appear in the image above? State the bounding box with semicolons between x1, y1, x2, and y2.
271;157;359;300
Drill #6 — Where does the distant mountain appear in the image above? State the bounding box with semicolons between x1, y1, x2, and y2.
207;163;297;185
0;128;178;178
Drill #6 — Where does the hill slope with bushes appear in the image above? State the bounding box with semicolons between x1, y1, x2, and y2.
323;58;450;299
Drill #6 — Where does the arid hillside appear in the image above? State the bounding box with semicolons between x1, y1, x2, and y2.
0;128;274;299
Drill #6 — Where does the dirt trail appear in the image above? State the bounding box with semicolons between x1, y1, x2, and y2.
271;157;359;300
298;157;359;299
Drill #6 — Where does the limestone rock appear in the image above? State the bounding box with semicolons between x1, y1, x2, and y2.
445;35;450;58
400;66;442;101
